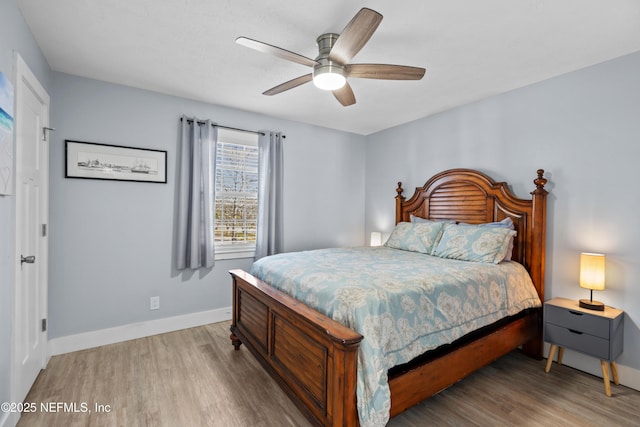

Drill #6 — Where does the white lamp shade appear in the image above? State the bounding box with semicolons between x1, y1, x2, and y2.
370;231;382;247
579;252;605;291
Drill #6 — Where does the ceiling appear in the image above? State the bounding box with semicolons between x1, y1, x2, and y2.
17;0;640;135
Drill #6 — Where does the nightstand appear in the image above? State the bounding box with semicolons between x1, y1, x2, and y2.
543;297;624;396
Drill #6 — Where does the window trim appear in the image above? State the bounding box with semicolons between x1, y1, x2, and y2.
214;244;255;260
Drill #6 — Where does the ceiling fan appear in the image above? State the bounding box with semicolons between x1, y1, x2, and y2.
236;7;426;107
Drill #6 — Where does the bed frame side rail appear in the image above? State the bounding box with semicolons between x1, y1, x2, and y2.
388;310;539;416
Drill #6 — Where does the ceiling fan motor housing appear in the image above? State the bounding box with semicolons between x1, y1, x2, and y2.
313;33;346;90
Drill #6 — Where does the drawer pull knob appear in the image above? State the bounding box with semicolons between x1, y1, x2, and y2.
569;310;584;316
568;329;583;335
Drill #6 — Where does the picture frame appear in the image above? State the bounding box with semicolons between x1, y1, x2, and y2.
0;71;14;195
65;140;167;183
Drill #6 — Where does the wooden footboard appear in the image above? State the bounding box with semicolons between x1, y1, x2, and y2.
229;269;363;427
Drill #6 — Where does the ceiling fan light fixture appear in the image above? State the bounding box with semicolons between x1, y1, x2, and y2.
313;67;346;91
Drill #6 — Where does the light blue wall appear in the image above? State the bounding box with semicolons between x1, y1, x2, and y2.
49;72;366;338
365;51;640;372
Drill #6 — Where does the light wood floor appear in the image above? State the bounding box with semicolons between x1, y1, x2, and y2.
18;321;639;427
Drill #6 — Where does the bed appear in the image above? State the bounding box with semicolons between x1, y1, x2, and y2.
229;168;548;427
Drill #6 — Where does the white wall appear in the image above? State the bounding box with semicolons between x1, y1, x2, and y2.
365;51;640;381
48;72;366;339
0;0;52;421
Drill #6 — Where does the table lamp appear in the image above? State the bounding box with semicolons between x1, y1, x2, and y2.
370;231;382;247
579;252;605;311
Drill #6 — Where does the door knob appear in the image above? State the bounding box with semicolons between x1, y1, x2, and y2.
21;255;36;264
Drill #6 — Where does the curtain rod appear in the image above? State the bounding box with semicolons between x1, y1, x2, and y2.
180;117;286;138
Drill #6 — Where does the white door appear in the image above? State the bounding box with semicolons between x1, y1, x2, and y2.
12;53;50;405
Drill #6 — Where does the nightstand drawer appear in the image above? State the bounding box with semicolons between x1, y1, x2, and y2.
544;323;610;359
545;304;609;338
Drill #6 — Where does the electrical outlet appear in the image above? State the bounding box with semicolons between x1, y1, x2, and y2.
150;296;160;310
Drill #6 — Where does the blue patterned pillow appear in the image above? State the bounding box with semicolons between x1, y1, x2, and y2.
433;223;516;264
478;217;514;229
477;217;515;260
384;222;445;254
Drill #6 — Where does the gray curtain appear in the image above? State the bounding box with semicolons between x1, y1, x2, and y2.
176;117;217;269
255;131;284;260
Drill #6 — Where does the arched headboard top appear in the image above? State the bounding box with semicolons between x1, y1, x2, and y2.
395;169;548;301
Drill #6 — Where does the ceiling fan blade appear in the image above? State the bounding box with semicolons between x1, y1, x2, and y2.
333;82;356;106
263;74;313;96
347;64;426;80
236;37;318;68
329;8;383;65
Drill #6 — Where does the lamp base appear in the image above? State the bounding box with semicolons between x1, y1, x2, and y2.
579;299;605;311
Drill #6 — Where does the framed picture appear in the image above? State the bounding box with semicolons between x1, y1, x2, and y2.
0;71;14;195
65;140;167;183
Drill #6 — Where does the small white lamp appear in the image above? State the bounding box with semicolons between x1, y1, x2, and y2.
579;252;606;311
370;231;382;247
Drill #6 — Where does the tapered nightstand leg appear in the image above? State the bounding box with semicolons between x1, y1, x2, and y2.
610;361;619;385
557;347;564;365
545;344;558;373
601;360;612;397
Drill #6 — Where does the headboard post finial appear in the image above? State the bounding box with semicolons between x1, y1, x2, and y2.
533;169;548;194
395;182;405;224
396;182;404;199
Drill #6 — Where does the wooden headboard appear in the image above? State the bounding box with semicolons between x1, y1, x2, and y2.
395;168;548;302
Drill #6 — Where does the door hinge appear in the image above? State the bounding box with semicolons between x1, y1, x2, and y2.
41;318;47;332
42;224;47;237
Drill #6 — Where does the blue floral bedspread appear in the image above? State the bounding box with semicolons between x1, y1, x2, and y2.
250;246;541;427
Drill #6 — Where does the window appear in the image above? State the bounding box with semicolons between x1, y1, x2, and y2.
214;128;259;259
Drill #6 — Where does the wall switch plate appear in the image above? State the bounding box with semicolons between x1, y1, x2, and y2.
150;296;160;310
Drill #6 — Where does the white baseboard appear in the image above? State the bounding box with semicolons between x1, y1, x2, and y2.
543;342;640;392
48;307;232;356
